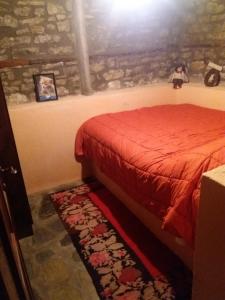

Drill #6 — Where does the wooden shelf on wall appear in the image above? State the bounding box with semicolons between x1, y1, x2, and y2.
0;57;77;69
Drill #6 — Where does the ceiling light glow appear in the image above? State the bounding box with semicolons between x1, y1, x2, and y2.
113;0;153;12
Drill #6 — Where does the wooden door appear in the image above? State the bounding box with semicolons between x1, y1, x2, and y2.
0;78;33;238
0;183;33;300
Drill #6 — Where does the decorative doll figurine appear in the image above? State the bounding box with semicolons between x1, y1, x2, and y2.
169;64;189;89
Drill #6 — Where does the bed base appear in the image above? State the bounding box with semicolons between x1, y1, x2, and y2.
84;161;193;270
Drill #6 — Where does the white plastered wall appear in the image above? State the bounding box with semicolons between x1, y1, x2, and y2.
9;84;175;194
175;83;225;111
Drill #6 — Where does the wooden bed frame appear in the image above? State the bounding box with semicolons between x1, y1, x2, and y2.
83;161;193;270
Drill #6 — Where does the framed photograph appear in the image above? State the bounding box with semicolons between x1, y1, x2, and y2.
33;73;58;102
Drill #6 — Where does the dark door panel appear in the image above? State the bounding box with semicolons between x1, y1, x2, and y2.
0;185;33;300
0;78;33;238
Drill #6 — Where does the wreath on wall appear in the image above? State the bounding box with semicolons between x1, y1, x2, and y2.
204;62;223;87
204;69;221;87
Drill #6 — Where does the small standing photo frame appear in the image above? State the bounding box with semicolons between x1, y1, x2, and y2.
33;73;58;102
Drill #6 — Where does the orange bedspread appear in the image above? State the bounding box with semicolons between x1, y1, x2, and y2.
75;104;225;247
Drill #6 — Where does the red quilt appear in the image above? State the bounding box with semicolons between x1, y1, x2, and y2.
75;104;225;247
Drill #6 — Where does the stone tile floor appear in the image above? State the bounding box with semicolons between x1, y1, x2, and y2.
19;181;99;300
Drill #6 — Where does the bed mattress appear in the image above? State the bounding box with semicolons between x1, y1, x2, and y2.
75;104;225;247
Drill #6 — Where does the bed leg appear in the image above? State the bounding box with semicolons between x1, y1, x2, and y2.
192;166;225;300
81;161;93;179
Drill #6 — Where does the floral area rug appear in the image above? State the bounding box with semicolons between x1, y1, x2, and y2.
50;181;192;300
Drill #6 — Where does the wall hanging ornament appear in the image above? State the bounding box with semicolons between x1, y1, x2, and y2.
168;64;189;89
204;61;222;87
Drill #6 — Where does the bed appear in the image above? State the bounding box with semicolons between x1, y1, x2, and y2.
75;104;225;269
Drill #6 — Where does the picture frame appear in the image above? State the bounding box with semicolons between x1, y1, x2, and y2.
33;73;58;102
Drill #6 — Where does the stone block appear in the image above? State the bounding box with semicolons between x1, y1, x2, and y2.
47;283;82;300
22;67;40;77
193;50;204;60
8;93;28;104
4;86;20;94
106;57;116;68
1;37;15;49
16;28;30;35
21;84;32;92
23;78;34;84
29;92;36;101
66;32;76;43
190;60;206;73
16;36;31;44
0;54;9;60
47;3;65;15
39;197;56;219
0;7;9;14
40;70;60;76
158;70;167;78
48;218;65;232
49;46;73;55
20;17;44;26
125;69;132;77
211;14;225;22
34;34;51;44
34;7;45;17
56;78;67;85
57;86;69;96
36;249;54;264
123;81;135;88
108;80;121;89
67;75;80;84
42;63;62;70
90;62;105;73
217;32;225;41
0;15;18;28
60;234;72;246
65;0;73;12
12;47;40;58
132;65;146;74
181;52;192;59
48;16;56;22
14;7;31;17
103;69;124;81
6;71;15;81
11;80;22;86
30;25;45;34
57;20;70;33
46;23;56;31
56;14;66;21
52;34;61;43
18;1;45;6
72;251;80;262
219;51;225;59
140;57;152;64
65;61;78;66
206;3;225;14
32;227;55;245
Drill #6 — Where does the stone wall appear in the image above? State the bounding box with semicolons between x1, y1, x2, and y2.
87;0;225;90
0;0;81;104
90;51;171;91
0;0;74;60
1;61;80;104
1;0;225;104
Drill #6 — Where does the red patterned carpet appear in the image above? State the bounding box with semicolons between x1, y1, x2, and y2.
50;181;192;300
